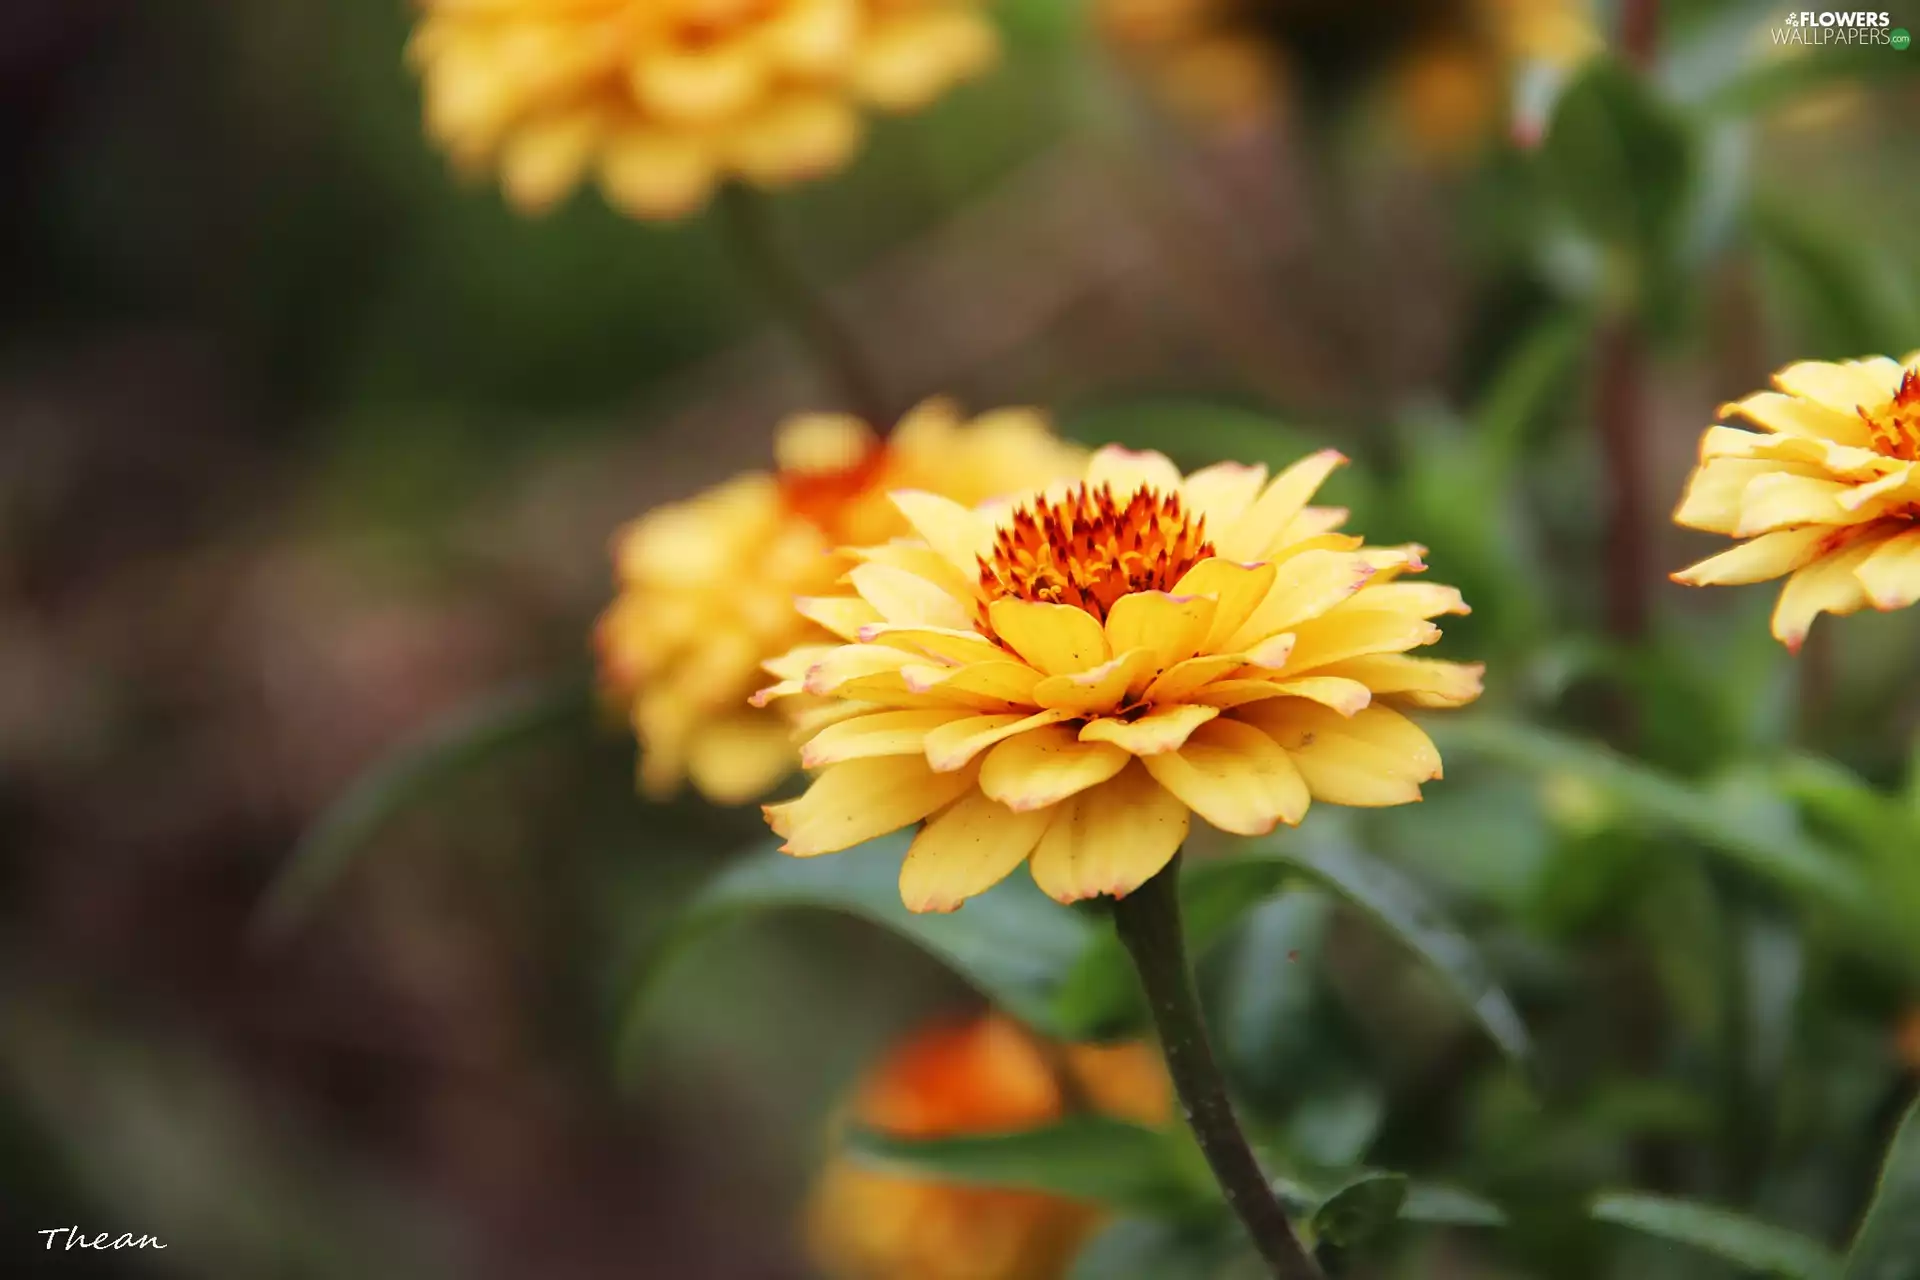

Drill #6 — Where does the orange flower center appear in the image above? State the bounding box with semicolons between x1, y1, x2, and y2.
977;483;1214;622
1864;370;1920;462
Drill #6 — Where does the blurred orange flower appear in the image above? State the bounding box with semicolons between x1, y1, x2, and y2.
1095;0;1597;149
807;1014;1169;1280
1672;354;1920;651
595;401;1083;804
408;0;1000;220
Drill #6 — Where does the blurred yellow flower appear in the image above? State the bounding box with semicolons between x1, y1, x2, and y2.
1672;354;1920;651
596;400;1083;804
408;0;1000;221
757;445;1482;911
807;1013;1169;1280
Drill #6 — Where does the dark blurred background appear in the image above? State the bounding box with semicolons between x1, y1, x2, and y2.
7;0;1920;1276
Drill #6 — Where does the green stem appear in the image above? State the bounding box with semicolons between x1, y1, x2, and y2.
1111;856;1324;1280
715;183;891;429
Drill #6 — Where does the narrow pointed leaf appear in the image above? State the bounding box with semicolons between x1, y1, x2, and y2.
258;673;592;938
1593;1192;1841;1280
1843;1097;1920;1280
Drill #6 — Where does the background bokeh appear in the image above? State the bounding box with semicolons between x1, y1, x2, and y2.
7;0;1920;1276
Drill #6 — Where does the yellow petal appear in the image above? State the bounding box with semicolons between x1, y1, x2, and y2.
1351;582;1470;619
902;659;1043;708
599;127;719;221
1225;550;1383;650
890;490;996;578
849;540;974;598
1032;648;1159;714
979;725;1130;811
1172;558;1277;651
1103;592;1217;680
1838;464;1918;512
848;561;972;630
1028;764;1190;904
806;644;914;694
630;44;768;124
1857;527;1920;610
1771;538;1879;652
1217;449;1346;561
858;624;1005;666
797;595;884;641
1671;525;1840;586
686;713;796;803
1262;677;1373;716
1144;653;1250;703
725;91;862;187
1140;718;1310;835
801;708;975;767
1087;445;1185;498
1733;472;1856;537
851;8;999;111
1313;655;1484;708
1773;360;1897;417
765;756;975;855
758;0;859;76
1081;703;1221;755
924;708;1076;772
988;599;1109;676
900;792;1055;912
1281;611;1441;673
1247;702;1440;807
499;109;604;213
1179;462;1268;531
1722;389;1872;447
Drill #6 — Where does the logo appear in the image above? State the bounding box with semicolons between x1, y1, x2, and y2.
1772;10;1899;43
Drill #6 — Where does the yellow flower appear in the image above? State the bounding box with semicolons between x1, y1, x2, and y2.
1672;355;1920;652
756;445;1482;911
807;1013;1169;1280
408;0;1000;221
596;400;1084;804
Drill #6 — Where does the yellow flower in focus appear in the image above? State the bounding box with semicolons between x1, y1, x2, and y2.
408;0;1001;220
757;445;1482;911
807;1014;1169;1280
596;400;1084;804
1672;354;1920;652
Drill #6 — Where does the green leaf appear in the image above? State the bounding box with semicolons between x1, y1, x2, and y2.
1311;1172;1408;1249
1592;1192;1842;1279
1750;195;1920;358
617;835;1097;1072
1541;60;1693;260
1400;1183;1507;1229
1245;833;1534;1067
1435;718;1876;922
256;673;592;938
845;1117;1205;1212
1218;892;1333;1097
1471;309;1593;469
1843;1097;1920;1280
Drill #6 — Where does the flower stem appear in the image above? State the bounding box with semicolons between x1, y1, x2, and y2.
1110;856;1323;1280
715;183;892;429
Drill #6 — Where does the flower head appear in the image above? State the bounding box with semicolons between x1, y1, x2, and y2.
1672;354;1920;651
757;445;1482;911
807;1014;1168;1280
409;0;1000;220
596;400;1083;804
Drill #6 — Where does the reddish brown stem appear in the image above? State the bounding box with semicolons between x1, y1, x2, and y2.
1595;321;1651;641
